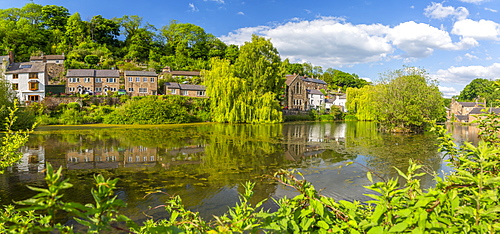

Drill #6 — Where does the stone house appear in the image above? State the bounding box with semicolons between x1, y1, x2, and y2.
66;69;120;95
325;94;347;112
0;51;14;77
165;82;206;98
5;62;46;103
285;74;328;110
124;70;158;96
30;54;65;64
448;99;486;122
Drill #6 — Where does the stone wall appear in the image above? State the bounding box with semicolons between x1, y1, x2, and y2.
42;96;122;110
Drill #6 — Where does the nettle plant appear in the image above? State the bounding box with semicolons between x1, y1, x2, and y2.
1;109;499;233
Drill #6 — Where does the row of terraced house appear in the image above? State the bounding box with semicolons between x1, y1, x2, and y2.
1;53;347;112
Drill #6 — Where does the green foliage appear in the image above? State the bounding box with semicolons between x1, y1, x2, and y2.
456;78;500;106
204;58;283;123
0;103;32;174
323;68;369;92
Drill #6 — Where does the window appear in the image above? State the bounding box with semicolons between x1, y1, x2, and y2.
95;87;102;92
110;88;117;92
182;90;188;96
171;89;176;94
95;78;102;83
150;77;155;83
69;78;79;83
69;87;75;92
29;82;39;91
28;95;39;102
136;77;140;82
29;73;38;79
84;78;90;83
12;83;18;90
197;90;205;96
139;88;147;93
128;88;134;92
20;64;32;69
128;77;133;82
143;77;147;82
106;78;116;83
12;74;18;79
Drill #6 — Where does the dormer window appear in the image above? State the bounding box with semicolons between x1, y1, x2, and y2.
12;74;18;79
28;80;39;90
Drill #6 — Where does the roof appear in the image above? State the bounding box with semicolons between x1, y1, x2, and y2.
6;62;45;74
470;107;500;115
95;70;120;78
304;77;328;85
307;89;324;95
67;69;95;77
165;82;206;91
165;82;181;89
125;71;157;77
179;84;206;91
30;55;65;61
285;74;298;85
458;102;485;107
162;70;201;76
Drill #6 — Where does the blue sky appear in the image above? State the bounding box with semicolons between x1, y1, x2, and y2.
1;0;500;97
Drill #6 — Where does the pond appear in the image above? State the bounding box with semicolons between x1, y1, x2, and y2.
0;121;480;223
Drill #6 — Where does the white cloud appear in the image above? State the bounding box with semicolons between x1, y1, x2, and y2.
237;12;245;15
204;0;225;3
452;19;500;40
459;0;489;4
464;53;479;60
433;63;500;84
439;86;460;98
386;21;477;57
485;7;497;12
424;2;469;20
189;3;198;12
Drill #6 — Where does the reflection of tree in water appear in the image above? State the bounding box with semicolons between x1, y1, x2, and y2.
345;121;441;186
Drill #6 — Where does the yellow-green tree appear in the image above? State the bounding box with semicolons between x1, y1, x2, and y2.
204;58;282;123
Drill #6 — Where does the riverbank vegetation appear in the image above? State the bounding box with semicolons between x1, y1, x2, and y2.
1;104;499;232
347;67;447;132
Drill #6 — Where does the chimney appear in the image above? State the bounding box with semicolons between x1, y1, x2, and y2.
8;51;14;64
162;66;171;73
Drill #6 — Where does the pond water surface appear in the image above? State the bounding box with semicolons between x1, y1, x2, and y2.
0;122;479;223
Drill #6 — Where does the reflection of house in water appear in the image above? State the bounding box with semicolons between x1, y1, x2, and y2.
65;146;157;170
283;123;346;161
162;145;205;168
18;145;45;172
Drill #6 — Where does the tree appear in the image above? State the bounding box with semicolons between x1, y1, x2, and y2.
204;58;282;123
63;13;87;48
346;85;378;121
323;68;368;92
375;67;446;132
283;59;304;75
89;15;120;46
41;5;69;31
455;78;500;106
233;35;285;96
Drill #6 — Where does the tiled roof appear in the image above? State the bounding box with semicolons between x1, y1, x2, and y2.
459;102;485;107
285;74;298;85
162;71;201;76
303;77;328;85
179;84;206;91
30;55;65;61
95;70;120;77
165;82;206;91
470;107;500;114
125;71;157;76
307;89;324;95
6;62;45;73
67;69;95;77
165;82;181;89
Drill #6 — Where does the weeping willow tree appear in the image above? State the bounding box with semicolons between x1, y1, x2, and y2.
204;58;282;123
346;85;378;121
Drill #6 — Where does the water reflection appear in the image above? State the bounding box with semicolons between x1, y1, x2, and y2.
0;122;480;221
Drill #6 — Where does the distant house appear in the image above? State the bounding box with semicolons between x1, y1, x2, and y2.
124;71;158;96
324;94;347;112
285;74;328;110
160;66;201;78
0;52;15;78
5;62;47;103
307;89;324;110
30;54;65;64
66;69;120;95
448;99;486;122
165;82;206;98
468;107;500;122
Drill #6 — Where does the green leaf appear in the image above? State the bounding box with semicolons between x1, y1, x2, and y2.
389;222;409;232
317;220;329;229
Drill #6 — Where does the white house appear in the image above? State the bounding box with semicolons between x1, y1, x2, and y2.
307;89;325;110
5;62;46;103
325;94;347;112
